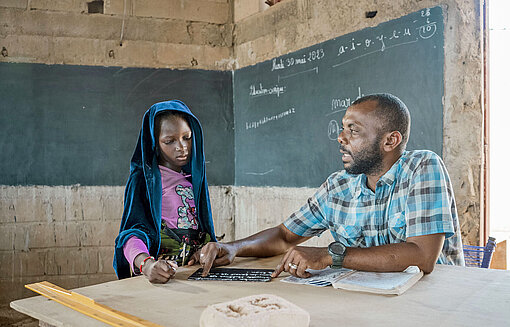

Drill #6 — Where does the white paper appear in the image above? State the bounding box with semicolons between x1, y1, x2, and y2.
280;267;353;287
331;265;423;295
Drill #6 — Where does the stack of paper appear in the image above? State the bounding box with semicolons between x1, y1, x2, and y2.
282;266;423;295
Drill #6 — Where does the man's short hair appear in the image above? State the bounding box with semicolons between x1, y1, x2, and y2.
352;93;411;148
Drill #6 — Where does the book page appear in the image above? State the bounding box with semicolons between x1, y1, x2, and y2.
332;266;423;294
281;267;354;287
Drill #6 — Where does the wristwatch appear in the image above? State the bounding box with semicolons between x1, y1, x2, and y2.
328;241;346;269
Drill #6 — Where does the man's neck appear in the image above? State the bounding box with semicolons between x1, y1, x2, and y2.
366;174;383;192
365;151;403;191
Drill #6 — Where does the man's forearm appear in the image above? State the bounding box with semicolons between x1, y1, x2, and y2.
343;242;422;272
343;233;445;273
230;224;309;258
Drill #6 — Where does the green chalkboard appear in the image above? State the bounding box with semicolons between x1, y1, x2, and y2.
0;63;233;186
233;7;445;187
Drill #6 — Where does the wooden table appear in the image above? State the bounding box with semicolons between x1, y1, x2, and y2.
10;256;510;326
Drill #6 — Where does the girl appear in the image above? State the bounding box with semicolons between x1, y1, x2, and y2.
113;100;216;283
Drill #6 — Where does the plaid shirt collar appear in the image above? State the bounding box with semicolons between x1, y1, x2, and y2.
352;152;406;198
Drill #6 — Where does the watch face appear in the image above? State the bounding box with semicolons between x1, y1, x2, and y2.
329;242;345;255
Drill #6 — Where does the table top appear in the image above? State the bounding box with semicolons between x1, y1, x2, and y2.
11;256;510;327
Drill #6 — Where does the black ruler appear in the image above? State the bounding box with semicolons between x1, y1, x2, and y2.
187;268;273;282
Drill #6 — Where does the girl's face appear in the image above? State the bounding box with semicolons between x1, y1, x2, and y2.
157;116;192;172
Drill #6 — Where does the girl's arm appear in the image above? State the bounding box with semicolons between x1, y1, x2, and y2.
133;253;177;283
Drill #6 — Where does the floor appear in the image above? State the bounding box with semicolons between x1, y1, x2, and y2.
0;305;37;327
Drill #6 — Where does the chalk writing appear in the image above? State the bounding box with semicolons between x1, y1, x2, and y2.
295;57;306;64
271;58;285;71
376;34;386;52
331;98;351;110
419;19;437;39
328;87;365;116
332;11;439;68
278;67;318;82
271;48;325;72
328;120;340;141
337;26;417;57
249;83;286;97
307;48;325;61
286;56;307;67
421;8;431;17
333;39;419;68
245;169;274;176
245;107;296;130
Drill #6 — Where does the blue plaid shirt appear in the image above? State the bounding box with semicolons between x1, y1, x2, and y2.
284;150;465;266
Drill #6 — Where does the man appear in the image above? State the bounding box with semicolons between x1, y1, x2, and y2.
190;93;464;278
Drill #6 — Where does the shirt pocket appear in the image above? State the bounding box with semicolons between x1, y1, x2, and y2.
334;225;364;247
388;212;407;241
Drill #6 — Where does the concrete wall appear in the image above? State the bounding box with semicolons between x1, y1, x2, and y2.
231;186;334;246
0;0;483;320
0;185;123;306
0;0;233;69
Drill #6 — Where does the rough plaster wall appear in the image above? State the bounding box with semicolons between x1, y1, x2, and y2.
233;187;334;247
209;186;236;242
233;0;484;246
0;0;234;69
441;1;483;247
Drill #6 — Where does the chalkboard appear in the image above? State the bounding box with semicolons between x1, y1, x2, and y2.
234;7;444;187
0;63;233;186
1;7;444;188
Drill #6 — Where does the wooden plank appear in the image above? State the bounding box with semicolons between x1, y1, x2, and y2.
25;281;163;327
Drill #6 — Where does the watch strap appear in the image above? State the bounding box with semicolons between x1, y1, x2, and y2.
328;242;346;269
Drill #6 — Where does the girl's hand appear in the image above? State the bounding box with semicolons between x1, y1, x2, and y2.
142;259;178;283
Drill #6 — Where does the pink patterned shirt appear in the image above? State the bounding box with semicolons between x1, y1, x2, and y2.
123;165;198;273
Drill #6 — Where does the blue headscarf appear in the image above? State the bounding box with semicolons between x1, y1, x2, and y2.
113;100;216;279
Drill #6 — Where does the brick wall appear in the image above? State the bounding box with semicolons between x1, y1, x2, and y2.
0;186;123;303
0;184;237;306
0;0;233;69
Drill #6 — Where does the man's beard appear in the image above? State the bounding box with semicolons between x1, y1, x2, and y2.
341;139;384;175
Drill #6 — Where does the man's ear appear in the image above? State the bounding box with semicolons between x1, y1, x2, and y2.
382;131;402;152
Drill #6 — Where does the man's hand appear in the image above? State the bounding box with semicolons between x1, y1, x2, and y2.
272;246;332;278
187;242;237;276
142;259;178;284
187;224;310;277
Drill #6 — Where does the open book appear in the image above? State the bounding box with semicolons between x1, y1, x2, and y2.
281;266;423;295
331;266;423;295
